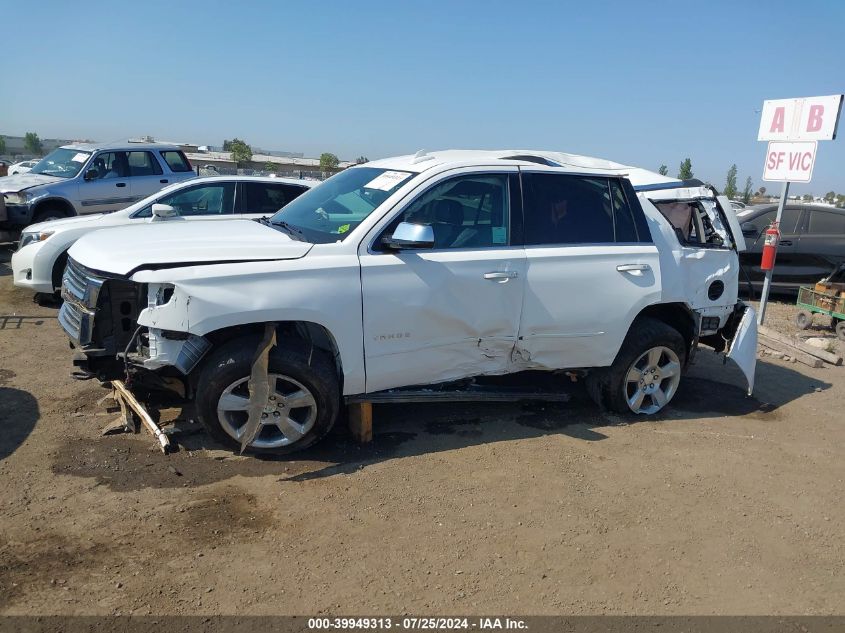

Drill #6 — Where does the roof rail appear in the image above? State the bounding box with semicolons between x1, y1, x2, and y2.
501;154;561;167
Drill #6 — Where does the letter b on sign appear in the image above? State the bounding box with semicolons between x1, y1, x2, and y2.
806;105;824;132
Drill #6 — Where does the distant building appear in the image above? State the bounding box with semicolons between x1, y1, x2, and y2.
184;150;354;177
0;134;82;159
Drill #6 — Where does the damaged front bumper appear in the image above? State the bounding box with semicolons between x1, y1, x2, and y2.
726;304;758;395
58;257;211;383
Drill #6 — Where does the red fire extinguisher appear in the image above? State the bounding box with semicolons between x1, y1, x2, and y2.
760;221;780;271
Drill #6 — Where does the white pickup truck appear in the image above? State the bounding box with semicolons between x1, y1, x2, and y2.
59;150;757;454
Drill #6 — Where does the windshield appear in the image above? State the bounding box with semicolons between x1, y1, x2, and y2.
30;148;92;178
269;167;413;243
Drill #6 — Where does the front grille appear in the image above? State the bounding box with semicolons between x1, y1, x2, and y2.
59;258;106;347
58;300;87;344
60;257;145;355
62;257;103;306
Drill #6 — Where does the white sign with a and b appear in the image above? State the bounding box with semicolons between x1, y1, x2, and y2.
758;94;842;182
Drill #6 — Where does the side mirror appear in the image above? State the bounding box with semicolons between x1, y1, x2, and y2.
740;222;759;238
84;168;98;181
151;203;178;220
382;222;435;250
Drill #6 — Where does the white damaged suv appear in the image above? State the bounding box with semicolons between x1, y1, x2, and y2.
59;150;757;454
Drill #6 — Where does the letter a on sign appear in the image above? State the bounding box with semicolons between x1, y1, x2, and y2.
758;95;843;141
770;107;785;134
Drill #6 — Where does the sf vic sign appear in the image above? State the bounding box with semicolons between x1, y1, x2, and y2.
758;94;843;182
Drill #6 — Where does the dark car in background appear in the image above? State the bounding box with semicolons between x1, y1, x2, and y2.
738;203;845;294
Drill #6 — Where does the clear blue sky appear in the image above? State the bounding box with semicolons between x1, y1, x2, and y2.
1;0;843;195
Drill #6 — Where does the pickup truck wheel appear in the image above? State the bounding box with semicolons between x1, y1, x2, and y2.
195;338;340;454
587;317;686;415
33;207;66;224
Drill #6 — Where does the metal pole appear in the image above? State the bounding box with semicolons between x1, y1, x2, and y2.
757;180;790;325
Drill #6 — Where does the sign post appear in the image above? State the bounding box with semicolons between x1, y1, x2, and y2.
756;94;843;325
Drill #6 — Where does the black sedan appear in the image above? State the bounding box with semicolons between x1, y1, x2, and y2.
737;203;845;295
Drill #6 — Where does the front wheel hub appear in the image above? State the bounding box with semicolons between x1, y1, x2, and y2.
217;373;318;449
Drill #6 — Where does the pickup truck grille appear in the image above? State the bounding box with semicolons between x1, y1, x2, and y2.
59;258;105;347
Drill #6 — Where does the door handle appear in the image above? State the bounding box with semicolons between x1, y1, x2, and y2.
115;182;126;188
779;240;792;246
483;271;518;282
617;263;651;276
160;179;168;184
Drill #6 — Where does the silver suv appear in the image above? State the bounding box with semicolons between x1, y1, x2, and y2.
0;141;196;230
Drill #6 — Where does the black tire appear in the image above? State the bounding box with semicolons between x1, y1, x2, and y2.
794;310;813;330
33;207;66;224
586;317;687;415
195;336;340;454
51;250;69;295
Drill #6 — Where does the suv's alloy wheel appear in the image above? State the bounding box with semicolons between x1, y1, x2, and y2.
623;346;682;414
195;336;340;454
586;316;686;416
217;373;318;449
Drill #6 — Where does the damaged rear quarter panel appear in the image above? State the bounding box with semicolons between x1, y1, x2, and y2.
639;194;740;314
132;252;365;394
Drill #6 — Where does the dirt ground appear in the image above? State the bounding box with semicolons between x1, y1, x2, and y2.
1;242;843;616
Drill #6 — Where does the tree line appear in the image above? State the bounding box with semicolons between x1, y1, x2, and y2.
655;158;845;207
0;132;43;156
221;138;364;171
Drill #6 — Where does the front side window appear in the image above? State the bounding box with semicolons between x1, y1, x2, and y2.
269;167;413;243
523;174;615;245
133;183;235;217
382;174;510;249
87;152;126;179
29;148;92;179
242;183;307;214
127;151;164;176
752;208;802;234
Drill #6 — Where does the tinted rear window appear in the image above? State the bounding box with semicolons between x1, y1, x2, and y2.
159;151;193;172
808;210;845;234
243;182;308;214
524;173;641;245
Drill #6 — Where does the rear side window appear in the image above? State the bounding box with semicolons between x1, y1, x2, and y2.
609;179;639;242
807;210;845;234
242;183;308;214
524;174;621;245
127;151;163;176
159;150;193;173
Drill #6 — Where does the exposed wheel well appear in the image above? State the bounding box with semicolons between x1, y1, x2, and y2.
51;249;70;292
634;303;697;358
33;198;75;221
203;321;343;387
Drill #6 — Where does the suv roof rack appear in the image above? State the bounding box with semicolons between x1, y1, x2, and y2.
501;154;562;167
